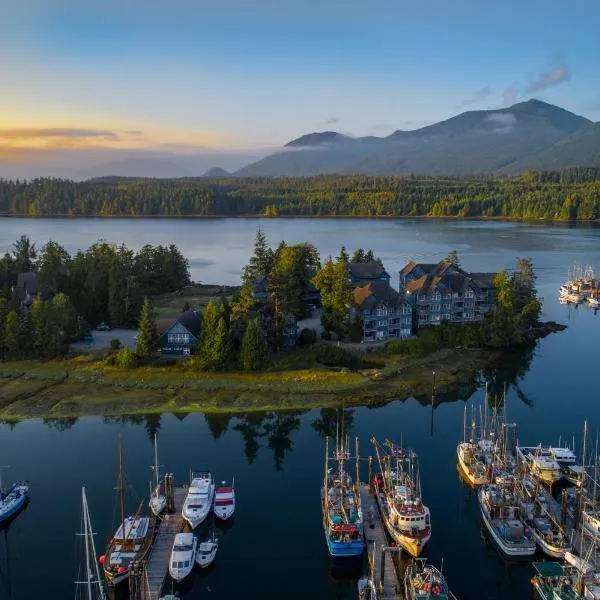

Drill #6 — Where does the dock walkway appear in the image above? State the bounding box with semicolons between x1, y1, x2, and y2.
359;485;402;600
145;487;187;600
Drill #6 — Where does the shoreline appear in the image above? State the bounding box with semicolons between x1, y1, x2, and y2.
0;347;502;421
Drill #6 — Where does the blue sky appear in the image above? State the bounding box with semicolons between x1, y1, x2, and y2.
1;0;599;158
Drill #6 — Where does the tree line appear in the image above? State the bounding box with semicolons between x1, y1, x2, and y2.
1;168;599;220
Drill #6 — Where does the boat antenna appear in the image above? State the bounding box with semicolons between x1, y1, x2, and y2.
463;404;467;444
117;437;125;552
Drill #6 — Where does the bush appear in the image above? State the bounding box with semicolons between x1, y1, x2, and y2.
321;330;332;341
298;328;317;347
312;342;359;367
110;338;122;350
385;339;425;357
116;347;138;369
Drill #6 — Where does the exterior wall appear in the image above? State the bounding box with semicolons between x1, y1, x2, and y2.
360;303;412;342
159;322;197;355
414;286;494;327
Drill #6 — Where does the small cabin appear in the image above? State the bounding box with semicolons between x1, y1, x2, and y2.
158;309;201;356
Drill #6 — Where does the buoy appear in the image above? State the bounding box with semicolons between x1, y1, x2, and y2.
98;555;106;565
117;566;127;574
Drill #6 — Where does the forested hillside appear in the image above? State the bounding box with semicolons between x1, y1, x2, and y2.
1;167;599;220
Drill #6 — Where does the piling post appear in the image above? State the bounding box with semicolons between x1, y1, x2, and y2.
368;456;372;490
379;545;386;592
561;488;568;526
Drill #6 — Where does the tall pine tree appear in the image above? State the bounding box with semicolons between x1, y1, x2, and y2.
136;296;158;357
240;318;268;371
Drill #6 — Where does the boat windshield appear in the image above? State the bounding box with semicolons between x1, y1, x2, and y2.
173;544;192;552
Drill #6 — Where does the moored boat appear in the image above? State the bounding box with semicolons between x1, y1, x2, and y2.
517;445;562;487
0;477;29;526
371;438;431;558
102;441;154;586
456;403;489;486
169;532;197;582
213;479;235;520
531;561;584;600
478;483;536;558
322;436;364;557
404;558;456;600
520;500;571;559
182;471;215;529
149;434;167;517
196;531;218;568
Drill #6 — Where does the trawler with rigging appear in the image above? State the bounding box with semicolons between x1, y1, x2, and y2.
371;437;431;557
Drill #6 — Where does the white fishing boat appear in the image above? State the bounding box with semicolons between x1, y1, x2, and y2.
213;480;235;520
75;486;107;600
404;558;457;600
563;464;585;487
168;532;197;582
182;471;215;529
149;434;167;517
102;441;153;586
371;438;431;557
456;403;490;486
516;445;562;486
550;446;577;465
0;471;29;526
196;532;218;568
519;500;571;559
478;484;536;557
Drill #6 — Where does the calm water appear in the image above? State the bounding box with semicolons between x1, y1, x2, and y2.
1;218;600;600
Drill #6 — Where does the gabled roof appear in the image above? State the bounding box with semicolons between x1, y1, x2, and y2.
156;317;178;336
178;309;201;335
353;281;406;310
349;260;389;281
470;272;497;288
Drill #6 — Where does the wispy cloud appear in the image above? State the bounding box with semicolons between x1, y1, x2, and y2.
124;129;143;135
485;112;517;133
526;62;571;92
325;116;340;125
502;87;518;107
457;86;490;109
0;128;118;140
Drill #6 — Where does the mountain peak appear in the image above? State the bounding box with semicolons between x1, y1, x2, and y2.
284;131;349;148
202;167;231;177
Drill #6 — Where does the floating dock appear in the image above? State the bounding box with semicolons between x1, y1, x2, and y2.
144;485;187;600
359;485;403;600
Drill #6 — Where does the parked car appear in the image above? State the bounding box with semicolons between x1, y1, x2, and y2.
96;322;112;331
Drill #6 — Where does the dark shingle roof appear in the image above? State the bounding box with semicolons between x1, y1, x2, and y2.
178;309;201;335
17;272;38;295
353;281;405;310
349;260;388;281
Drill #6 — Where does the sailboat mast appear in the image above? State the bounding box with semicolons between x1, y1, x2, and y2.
83;487;93;600
463;404;467;443
355;437;360;487
118;438;125;545
483;382;488;440
153;434;159;487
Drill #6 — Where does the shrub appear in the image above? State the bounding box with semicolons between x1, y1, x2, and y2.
110;338;122;350
321;330;332;341
298;328;317;347
385;339;425;357
312;342;359;367
116;347;138;369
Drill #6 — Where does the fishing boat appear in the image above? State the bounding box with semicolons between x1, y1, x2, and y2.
456;403;490;486
213;479;235;520
517;445;562;487
182;471;215;529
322;435;364;557
404;559;456;600
563;464;586;487
371;438;431;558
0;471;29;526
531;561;585;600
520;499;570;558
168;532;197;582
101;441;153;586
149;434;167;517
196;531;218;568
587;295;600;308
75;486;106;600
550;446;578;465
478;483;536;557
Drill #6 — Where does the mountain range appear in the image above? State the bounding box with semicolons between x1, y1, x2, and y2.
235;99;600;177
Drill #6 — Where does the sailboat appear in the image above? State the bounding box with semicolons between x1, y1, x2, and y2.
322;434;364;558
149;434;167;517
0;468;29;526
75;486;106;600
404;559;457;600
101;440;153;586
182;471;215;529
371;438;431;558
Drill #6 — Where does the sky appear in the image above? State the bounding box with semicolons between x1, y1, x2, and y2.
1;0;599;176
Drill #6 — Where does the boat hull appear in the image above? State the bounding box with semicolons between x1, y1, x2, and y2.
0;492;28;524
182;511;209;529
214;505;235;520
456;446;488;486
530;529;569;559
322;515;364;557
150;495;167;517
374;492;429;557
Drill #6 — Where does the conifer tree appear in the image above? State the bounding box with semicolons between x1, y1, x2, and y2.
29;296;52;356
198;300;219;359
240;318;268;371
3;310;21;360
136;296;158;357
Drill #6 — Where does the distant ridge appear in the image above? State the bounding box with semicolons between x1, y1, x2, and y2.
235;99;596;177
203;167;231;177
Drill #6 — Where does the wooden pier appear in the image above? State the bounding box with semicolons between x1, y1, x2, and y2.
359;485;403;600
143;484;187;600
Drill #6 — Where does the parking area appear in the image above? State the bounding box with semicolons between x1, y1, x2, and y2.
71;328;138;352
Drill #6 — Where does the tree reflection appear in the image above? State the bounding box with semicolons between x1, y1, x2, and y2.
204;413;232;440
264;411;301;471
43;417;78;431
233;413;269;465
311;408;355;440
143;414;161;442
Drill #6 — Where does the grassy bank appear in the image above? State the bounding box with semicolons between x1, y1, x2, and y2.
0;345;503;421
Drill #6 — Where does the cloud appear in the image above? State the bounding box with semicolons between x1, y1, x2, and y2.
325;116;340;125
457;86;490;109
370;123;392;132
526;62;571;92
0;128;118;140
485;112;517;134
502;87;518;107
124;130;143;135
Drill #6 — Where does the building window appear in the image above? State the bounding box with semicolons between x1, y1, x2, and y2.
465;289;474;298
377;320;387;326
168;333;189;344
431;304;441;312
375;308;388;316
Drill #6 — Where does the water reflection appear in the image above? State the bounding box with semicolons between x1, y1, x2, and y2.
203;413;232;440
43;417;78;431
311;408;355;440
263;411;302;471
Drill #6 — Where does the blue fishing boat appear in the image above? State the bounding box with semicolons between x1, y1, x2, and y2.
321;435;364;557
0;475;29;525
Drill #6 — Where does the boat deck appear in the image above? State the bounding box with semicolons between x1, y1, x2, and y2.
145;486;187;600
359;485;402;600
